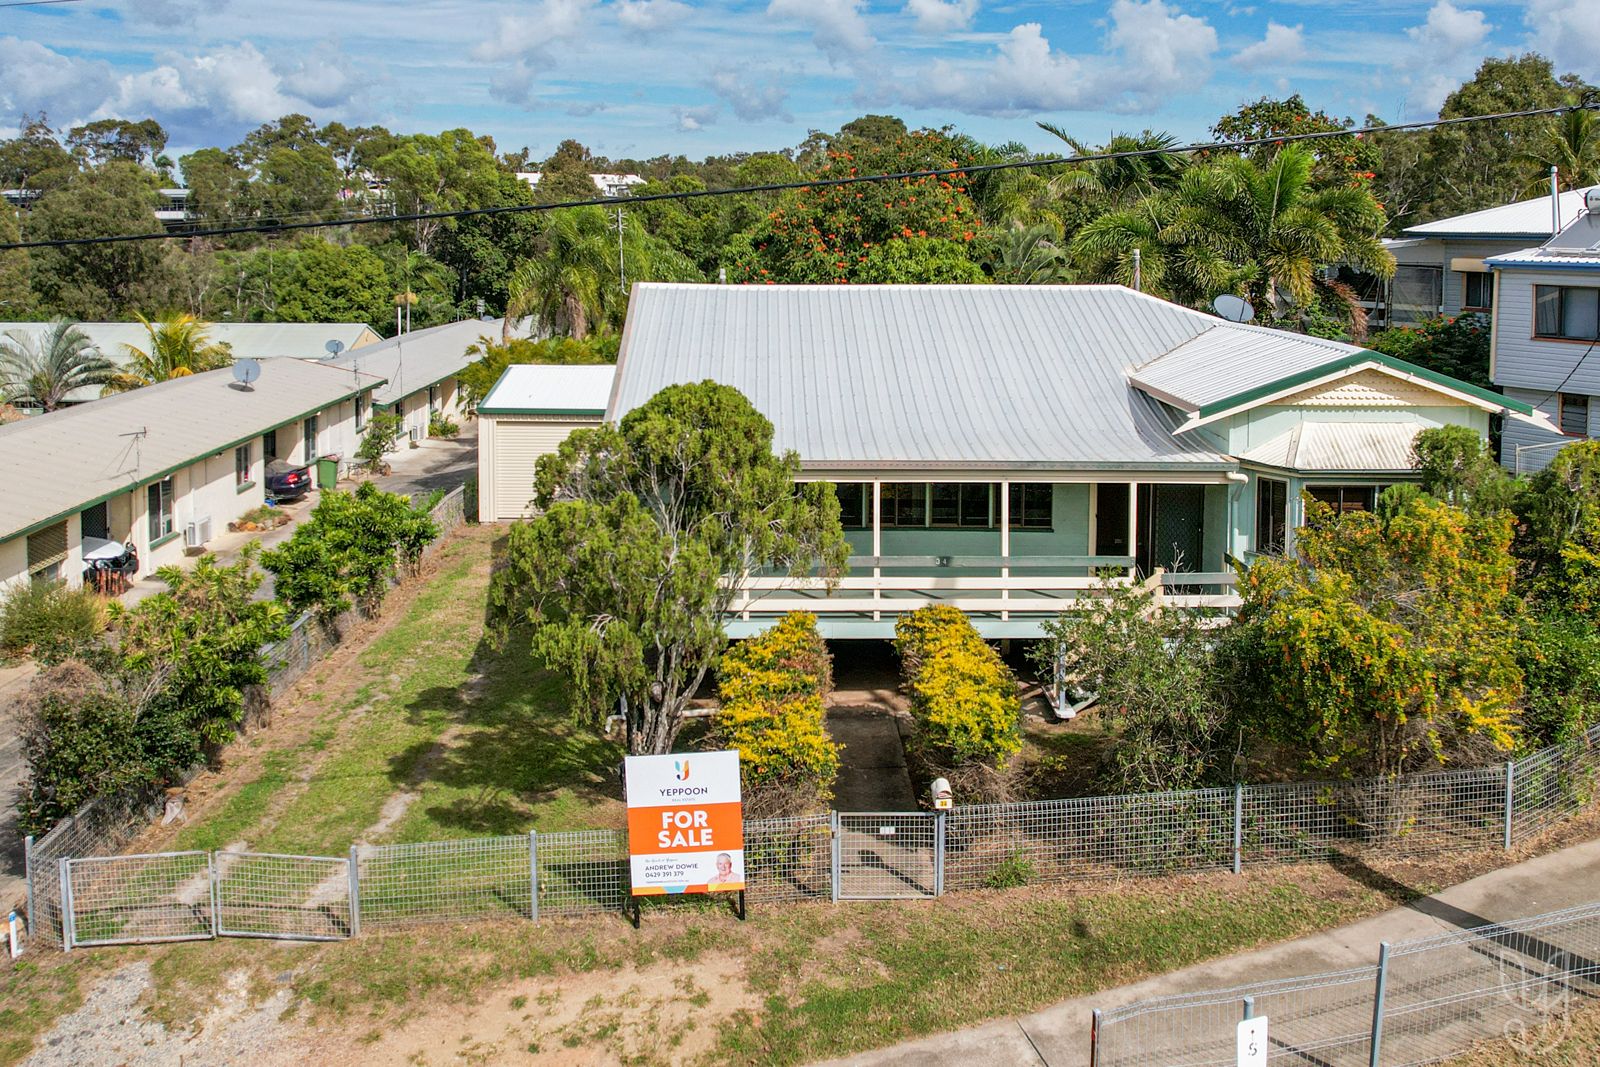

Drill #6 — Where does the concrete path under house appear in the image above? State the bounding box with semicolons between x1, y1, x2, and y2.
815;834;1600;1067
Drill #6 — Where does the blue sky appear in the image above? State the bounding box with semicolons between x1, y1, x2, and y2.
0;0;1595;163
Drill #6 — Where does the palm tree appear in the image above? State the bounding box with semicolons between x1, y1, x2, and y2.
1073;145;1393;326
104;312;232;393
502;206;698;343
990;223;1073;285
0;320;115;412
1037;125;1190;206
1516;109;1600;195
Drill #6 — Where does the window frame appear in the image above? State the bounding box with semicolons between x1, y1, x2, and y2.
147;477;175;544
833;483;869;530
1008;483;1053;530
303;414;319;462
1534;284;1600;341
1306;483;1380;515
355;393;367;432
234;442;253;489
1560;392;1591;437
1254;477;1289;554
1460;271;1493;311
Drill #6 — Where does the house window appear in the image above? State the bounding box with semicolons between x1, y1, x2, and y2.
1535;285;1600;340
26;520;68;584
930;484;993;528
880;484;927;528
263;429;277;461
303;415;319;461
1307;485;1378;515
355;393;367;432
235;443;252;487
1254;478;1288;554
1560;393;1590;437
428;384;440;413
147;477;174;542
1461;271;1493;310
833;483;869;529
1008;484;1053;529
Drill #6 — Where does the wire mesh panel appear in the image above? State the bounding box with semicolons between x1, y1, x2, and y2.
215;851;351;940
64;852;214;948
1378;902;1600;1066
944;789;1234;891
358;836;533;928
1244;766;1505;865
744;814;833;903
536;830;626;917
1512;726;1600;844
26;783;169;945
1094;965;1381;1067
837;813;936;899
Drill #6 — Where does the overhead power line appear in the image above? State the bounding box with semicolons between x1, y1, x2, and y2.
3;97;1598;253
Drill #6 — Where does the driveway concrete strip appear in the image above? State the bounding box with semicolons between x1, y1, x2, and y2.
815;834;1600;1067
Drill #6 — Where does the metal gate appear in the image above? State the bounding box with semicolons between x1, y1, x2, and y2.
61;851;215;949
834;812;941;900
215;851;353;941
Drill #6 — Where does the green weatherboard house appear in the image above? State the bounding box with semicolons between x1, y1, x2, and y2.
606;283;1546;638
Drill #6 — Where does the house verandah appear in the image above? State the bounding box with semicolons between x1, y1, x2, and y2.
729;471;1237;639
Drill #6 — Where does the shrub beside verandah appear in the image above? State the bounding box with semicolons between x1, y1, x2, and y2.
894;604;1023;799
711;611;841;818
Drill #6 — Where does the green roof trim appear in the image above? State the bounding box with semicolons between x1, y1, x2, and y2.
477;406;606;417
1194;352;1532;420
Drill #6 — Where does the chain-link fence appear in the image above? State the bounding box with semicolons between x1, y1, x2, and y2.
1091;900;1600;1067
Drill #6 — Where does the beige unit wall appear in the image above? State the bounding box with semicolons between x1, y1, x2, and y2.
0;535;26;593
477;414;597;522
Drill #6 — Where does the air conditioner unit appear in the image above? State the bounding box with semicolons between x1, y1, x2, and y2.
184;516;213;549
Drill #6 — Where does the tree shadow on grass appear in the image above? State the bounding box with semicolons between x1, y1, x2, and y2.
389;628;624;838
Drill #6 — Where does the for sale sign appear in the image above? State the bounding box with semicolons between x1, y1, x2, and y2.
624;749;744;896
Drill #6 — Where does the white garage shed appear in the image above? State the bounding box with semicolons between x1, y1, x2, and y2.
476;364;616;522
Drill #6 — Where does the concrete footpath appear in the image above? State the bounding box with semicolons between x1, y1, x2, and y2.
818;835;1600;1067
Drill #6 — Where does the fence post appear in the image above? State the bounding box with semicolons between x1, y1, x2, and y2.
23;834;34;948
1504;760;1516;851
347;845;362;938
528;830;539;923
57;861;72;953
829;811;841;903
208;853;220;940
1369;941;1391;1067
1089;1007;1101;1067
1233;784;1244;875
933;812;946;897
1243;994;1255;1020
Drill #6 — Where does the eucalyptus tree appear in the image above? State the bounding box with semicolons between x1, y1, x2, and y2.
0;320;113;411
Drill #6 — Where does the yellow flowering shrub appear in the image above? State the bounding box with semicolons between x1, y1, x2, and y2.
894;606;1022;770
714;612;840;812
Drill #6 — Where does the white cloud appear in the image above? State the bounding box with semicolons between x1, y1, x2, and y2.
0;37;115;120
706;66;792;122
125;0;230;26
102;42;318;128
616;0;693;33
675;104;720;131
1232;22;1304;71
903;0;978;34
766;0;873;62
890;0;1216;117
1522;0;1600;74
474;0;596;63
1401;1;1492;115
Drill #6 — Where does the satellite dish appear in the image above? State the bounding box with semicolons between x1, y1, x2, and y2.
1586;188;1600;216
1213;294;1255;323
232;358;261;389
325;339;347;359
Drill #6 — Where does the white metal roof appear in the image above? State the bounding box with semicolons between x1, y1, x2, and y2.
0;360;383;542
0;321;381;404
1402;186;1598;238
1485;210;1600;269
1238;420;1429;472
327;319;507;406
479;364;616;415
610;283;1234;472
1129;325;1367;411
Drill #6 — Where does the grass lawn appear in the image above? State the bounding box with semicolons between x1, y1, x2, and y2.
1443;998;1600;1066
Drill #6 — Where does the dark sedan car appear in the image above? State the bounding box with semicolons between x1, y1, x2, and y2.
265;459;313;502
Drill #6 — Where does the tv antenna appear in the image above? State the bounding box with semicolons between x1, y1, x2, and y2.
232;358;261;390
1212;294;1255;323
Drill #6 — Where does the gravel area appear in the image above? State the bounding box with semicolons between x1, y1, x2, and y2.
22;961;302;1067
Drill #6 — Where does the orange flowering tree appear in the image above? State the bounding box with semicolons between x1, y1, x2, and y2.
727;129;991;284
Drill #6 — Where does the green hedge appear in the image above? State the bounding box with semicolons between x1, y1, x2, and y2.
894;605;1022;771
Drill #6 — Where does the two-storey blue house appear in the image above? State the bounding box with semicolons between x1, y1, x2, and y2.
1488;191;1600;473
